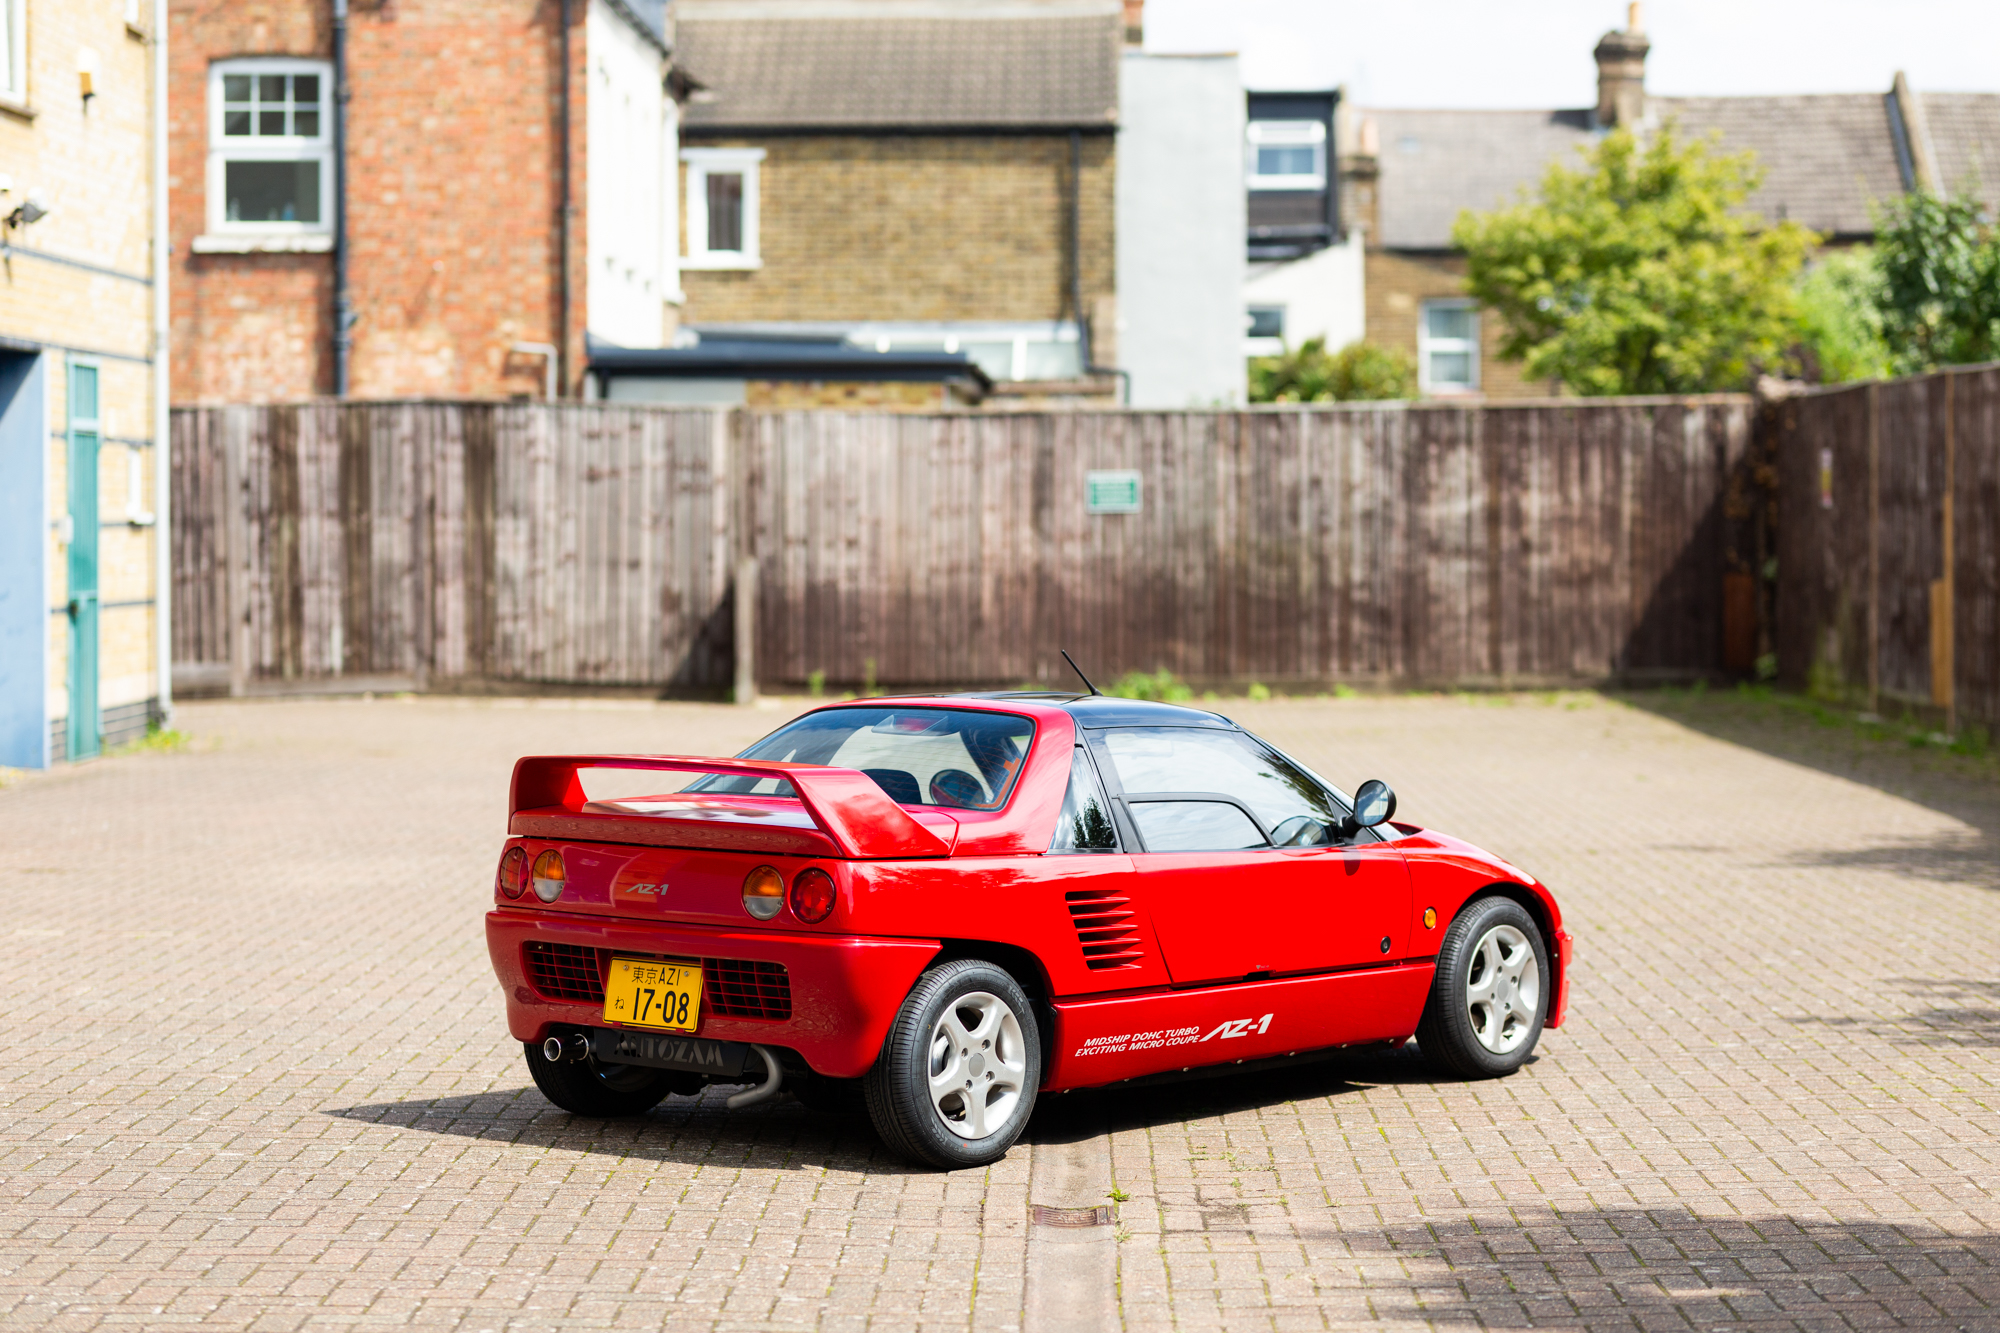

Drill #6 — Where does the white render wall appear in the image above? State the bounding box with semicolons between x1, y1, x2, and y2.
1244;234;1365;356
1116;51;1246;408
586;0;678;349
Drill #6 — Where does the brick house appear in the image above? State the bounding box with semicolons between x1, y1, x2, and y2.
0;0;170;765
169;0;680;402
1335;6;2000;399
595;0;1124;407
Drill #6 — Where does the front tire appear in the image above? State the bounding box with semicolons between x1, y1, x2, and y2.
1415;896;1549;1079
523;1042;695;1117
864;960;1041;1169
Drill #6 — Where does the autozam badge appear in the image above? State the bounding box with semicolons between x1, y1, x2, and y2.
627;882;667;896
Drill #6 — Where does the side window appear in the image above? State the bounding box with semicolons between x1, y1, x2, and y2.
1097;726;1351;848
1128;801;1265;852
1049;747;1119;852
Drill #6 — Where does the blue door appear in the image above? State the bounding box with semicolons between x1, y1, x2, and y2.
67;362;101;761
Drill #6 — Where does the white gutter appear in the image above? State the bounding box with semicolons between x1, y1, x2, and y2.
151;0;171;724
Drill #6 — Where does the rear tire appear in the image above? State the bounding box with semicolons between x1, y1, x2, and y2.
523;1042;693;1117
864;960;1041;1169
1415;896;1549;1079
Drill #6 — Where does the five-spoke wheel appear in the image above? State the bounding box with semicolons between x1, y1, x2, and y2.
866;959;1041;1168
1415;896;1550;1078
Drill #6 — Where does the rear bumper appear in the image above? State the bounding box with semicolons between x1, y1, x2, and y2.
1548;928;1574;1029
486;909;941;1078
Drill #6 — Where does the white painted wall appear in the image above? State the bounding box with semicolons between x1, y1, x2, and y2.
1243;234;1365;357
586;0;678;349
1116;51;1246;407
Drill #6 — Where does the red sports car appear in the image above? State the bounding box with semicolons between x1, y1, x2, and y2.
487;692;1571;1168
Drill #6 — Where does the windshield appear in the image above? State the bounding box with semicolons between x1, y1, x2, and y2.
688;707;1036;811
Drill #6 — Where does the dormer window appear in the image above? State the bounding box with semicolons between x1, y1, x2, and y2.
1246;120;1326;190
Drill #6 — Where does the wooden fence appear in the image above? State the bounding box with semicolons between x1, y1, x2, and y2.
171;397;1757;694
1773;362;2000;731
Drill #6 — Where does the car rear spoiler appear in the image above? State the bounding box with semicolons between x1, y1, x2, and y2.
509;754;954;859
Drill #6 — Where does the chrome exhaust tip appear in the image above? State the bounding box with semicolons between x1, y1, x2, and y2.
542;1036;565;1063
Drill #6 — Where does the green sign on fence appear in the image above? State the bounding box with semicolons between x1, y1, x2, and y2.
1085;470;1142;514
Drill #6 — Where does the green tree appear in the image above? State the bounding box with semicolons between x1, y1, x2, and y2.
1249;338;1416;404
1872;189;2000;373
1792;248;1891;384
1454;126;1815;395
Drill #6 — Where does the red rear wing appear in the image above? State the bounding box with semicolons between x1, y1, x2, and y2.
508;754;955;860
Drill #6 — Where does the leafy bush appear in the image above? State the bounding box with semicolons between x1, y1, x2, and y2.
1249;338;1416;404
1872;189;2000;373
1791;248;1891;383
1108;669;1194;702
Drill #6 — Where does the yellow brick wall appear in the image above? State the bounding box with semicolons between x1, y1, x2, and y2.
1364;250;1549;400
680;135;1115;329
0;0;162;755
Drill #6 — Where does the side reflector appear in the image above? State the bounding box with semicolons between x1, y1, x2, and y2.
742;865;785;920
789;867;837;924
531;849;566;903
497;846;528;899
1423;907;1438;930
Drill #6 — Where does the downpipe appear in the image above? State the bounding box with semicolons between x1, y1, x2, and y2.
726;1045;784;1109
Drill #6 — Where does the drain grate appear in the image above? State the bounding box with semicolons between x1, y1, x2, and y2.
1029;1204;1114;1227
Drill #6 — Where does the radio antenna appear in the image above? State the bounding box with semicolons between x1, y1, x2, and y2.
1060;650;1102;696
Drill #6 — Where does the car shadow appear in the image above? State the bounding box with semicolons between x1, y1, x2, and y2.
322;1083;919;1172
324;1044;1477;1167
1622;689;2000;890
1027;1041;1480;1143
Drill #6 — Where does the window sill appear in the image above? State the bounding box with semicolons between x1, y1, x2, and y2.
0;94;35;122
681;254;761;271
192;233;334;254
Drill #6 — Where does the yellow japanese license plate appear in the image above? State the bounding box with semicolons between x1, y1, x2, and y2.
603;957;704;1032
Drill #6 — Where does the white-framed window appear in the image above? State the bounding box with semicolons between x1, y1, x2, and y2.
1246;120;1326;190
205;58;335;239
1419;299;1480;394
0;0;25;103
682;147;763;270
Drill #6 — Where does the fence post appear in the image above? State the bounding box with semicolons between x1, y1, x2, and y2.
734;555;758;705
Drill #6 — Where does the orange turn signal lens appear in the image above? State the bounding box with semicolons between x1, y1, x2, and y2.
1423;907;1438;930
497;846;528;899
789;867;837;924
742;865;785;920
531;849;566;903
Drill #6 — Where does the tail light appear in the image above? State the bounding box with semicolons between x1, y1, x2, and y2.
742;865;784;920
496;846;528;899
789;867;836;924
531;849;566;903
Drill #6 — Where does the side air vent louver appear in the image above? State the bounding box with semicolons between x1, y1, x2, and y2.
1065;888;1145;970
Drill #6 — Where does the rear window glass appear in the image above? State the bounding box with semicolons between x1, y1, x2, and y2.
688;707;1036;811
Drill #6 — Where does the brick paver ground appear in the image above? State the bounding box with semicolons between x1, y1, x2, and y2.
1;691;1996;1331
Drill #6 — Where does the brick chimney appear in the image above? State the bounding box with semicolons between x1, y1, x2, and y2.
1593;2;1649;129
1122;0;1143;46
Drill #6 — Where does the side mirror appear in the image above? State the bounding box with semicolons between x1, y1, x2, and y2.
1351;779;1396;829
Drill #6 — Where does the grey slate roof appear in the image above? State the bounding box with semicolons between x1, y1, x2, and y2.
676;11;1121;131
1368;91;2000;250
1925;93;2000;197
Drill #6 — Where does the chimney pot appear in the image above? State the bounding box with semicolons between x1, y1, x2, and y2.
1122;0;1143;46
1593;16;1650;128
